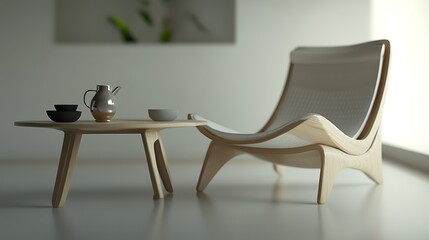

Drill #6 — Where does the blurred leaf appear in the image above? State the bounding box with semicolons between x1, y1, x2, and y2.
108;16;136;42
139;9;154;26
187;13;209;33
159;28;172;42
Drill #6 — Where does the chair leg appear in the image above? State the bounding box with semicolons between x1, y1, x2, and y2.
317;131;383;204
360;135;383;184
197;142;241;192
273;164;285;176
317;148;344;204
341;131;383;184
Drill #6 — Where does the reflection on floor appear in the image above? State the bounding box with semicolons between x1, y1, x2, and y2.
1;158;428;240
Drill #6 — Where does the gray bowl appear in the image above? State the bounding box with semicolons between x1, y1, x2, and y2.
148;109;179;121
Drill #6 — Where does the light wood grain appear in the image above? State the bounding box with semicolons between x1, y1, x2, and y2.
317;130;383;203
154;136;174;193
197;142;242;192
52;132;82;208
14;119;206;207
14;120;206;133
142;130;164;199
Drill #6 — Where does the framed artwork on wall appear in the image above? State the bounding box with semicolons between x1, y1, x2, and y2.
55;0;235;44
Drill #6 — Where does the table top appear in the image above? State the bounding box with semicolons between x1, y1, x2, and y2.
15;119;207;133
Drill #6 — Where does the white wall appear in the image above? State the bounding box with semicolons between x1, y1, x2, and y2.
0;0;371;161
372;0;429;155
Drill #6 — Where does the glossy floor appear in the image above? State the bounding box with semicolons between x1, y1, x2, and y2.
1;158;428;240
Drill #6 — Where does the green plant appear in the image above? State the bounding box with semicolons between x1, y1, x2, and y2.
108;0;208;43
108;16;136;42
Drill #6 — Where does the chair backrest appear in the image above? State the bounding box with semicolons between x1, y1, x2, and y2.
262;40;390;139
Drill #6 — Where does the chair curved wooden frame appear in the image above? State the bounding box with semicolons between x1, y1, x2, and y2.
189;40;390;204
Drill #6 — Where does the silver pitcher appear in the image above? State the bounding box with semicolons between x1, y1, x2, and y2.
83;85;121;122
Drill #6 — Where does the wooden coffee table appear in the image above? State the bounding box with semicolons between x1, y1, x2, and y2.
14;119;206;207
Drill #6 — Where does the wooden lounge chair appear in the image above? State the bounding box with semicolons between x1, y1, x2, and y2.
189;40;390;204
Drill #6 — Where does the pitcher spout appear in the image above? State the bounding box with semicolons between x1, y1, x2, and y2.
112;86;121;95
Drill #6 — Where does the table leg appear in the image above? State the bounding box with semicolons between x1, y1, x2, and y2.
142;130;164;199
142;130;174;199
154;137;173;193
52;132;82;208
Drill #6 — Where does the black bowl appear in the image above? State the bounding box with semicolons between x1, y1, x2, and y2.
47;110;81;122
54;104;78;112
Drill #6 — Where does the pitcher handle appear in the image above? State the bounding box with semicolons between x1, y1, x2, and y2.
83;90;96;108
